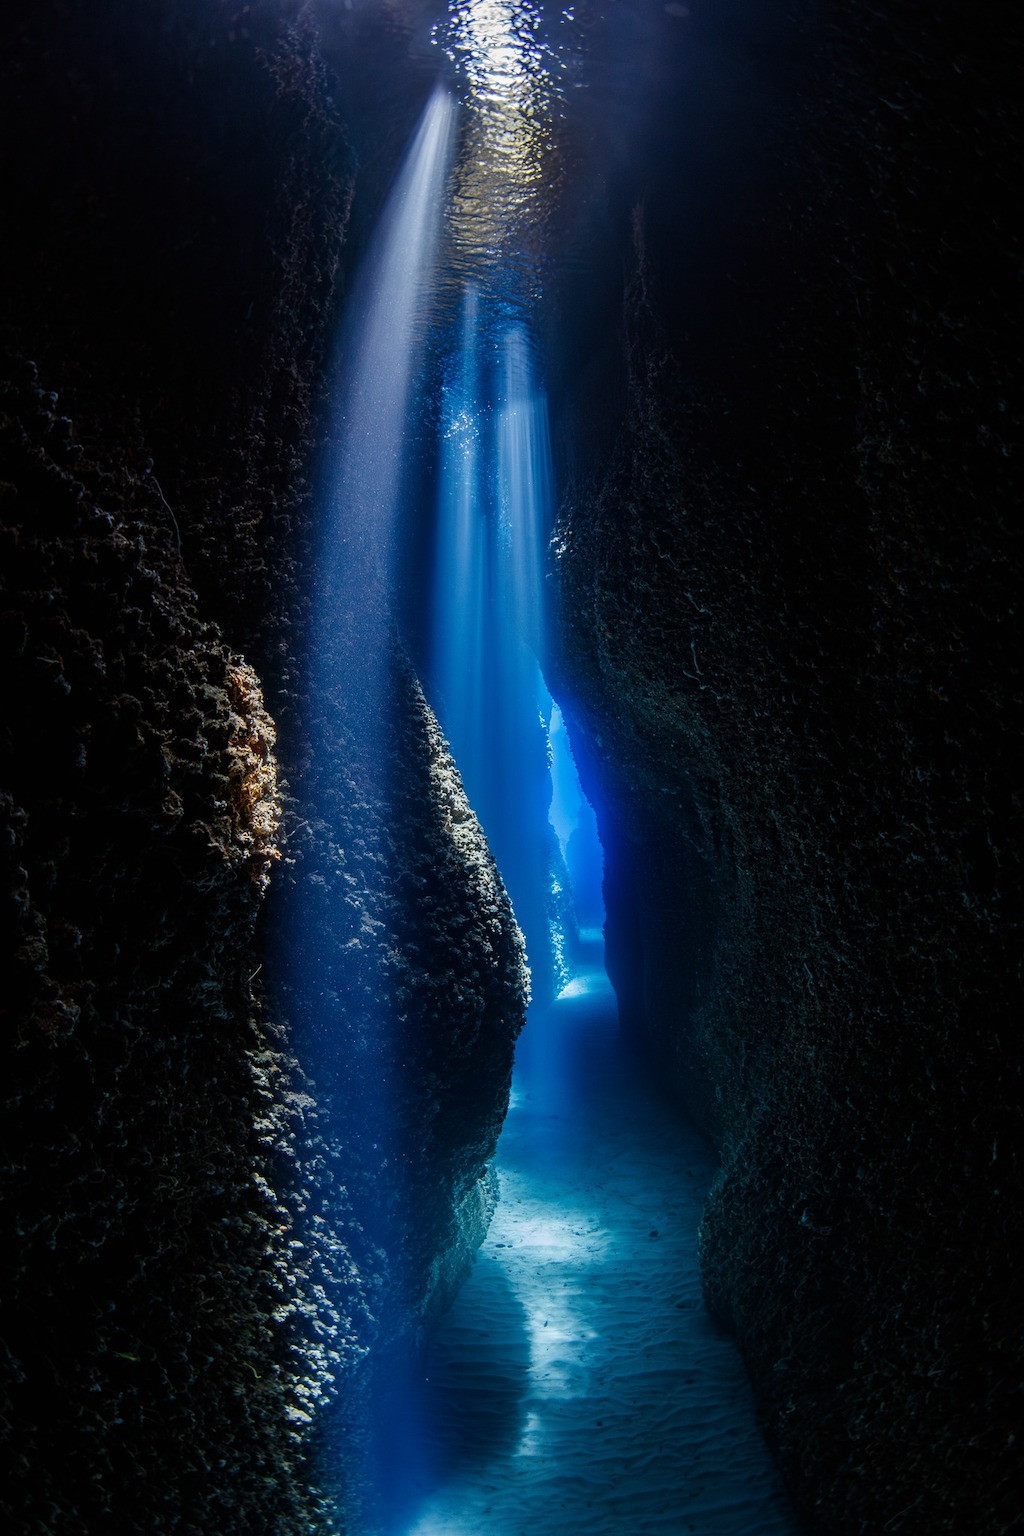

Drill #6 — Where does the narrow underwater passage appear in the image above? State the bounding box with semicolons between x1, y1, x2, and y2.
393;48;801;1526
394;957;802;1536
301;25;802;1533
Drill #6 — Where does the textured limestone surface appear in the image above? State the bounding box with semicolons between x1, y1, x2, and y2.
3;1;1021;1533
1;5;527;1531
552;5;1022;1534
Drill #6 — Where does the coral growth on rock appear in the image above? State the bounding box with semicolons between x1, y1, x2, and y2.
1;5;527;1531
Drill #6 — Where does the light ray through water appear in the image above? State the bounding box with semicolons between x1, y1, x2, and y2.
287;85;458;1530
430;304;573;1000
432;284;487;800
316;85;456;665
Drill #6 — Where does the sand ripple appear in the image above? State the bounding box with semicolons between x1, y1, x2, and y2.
398;970;802;1536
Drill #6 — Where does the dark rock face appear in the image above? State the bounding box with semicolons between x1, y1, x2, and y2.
259;634;527;1530
554;5;1021;1534
0;368;310;1531
4;0;1020;1531
1;4;526;1530
270;635;528;1337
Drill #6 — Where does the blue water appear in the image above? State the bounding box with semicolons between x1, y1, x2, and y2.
547;698;604;933
300;6;806;1529
273;87;461;1524
394;959;801;1536
429;294;570;995
316;84;455;678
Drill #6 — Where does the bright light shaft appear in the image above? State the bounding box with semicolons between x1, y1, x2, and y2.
301;84;457;1534
433;285;487;782
323;86;456;596
497;326;550;653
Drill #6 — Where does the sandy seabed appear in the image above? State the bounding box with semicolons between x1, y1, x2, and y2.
397;956;802;1536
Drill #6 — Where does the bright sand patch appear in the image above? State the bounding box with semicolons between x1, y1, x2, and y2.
397;966;802;1536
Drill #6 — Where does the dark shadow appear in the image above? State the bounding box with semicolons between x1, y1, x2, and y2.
371;1250;532;1533
420;1252;532;1481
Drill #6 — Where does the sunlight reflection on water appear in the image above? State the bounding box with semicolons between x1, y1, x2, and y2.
435;0;580;310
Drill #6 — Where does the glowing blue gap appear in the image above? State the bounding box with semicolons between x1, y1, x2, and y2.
431;301;562;996
546;700;581;855
543;691;605;937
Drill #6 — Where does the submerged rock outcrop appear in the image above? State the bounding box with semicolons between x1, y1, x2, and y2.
1;4;526;1530
553;4;1021;1533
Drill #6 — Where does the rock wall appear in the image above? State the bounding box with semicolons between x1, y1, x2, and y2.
1;4;526;1530
553;4;1021;1533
